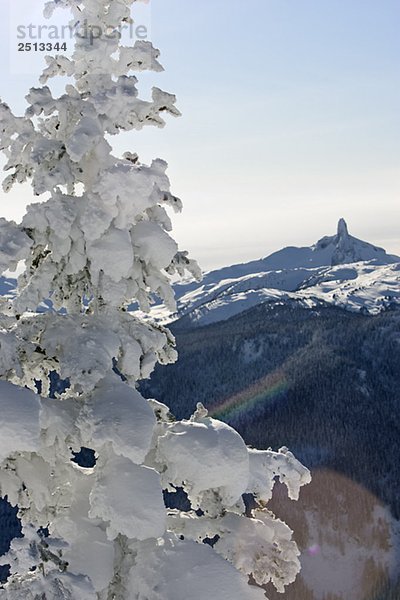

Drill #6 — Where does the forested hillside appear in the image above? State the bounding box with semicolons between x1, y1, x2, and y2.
141;302;400;599
142;302;400;508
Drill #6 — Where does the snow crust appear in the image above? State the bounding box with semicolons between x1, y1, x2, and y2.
83;375;156;464
128;534;265;600
248;447;312;502
0;381;41;462
155;411;250;509
89;454;166;541
0;220;32;275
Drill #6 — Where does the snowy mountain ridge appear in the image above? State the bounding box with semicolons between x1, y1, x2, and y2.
1;219;398;327
149;219;400;327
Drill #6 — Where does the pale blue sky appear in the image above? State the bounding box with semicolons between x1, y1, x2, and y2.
1;0;399;269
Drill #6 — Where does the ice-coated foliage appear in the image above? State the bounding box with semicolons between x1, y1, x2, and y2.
0;1;310;598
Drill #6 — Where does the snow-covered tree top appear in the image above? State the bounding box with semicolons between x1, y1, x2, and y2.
0;0;199;319
0;0;201;398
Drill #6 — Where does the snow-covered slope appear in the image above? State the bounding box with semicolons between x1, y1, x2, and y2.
149;220;400;327
2;220;399;326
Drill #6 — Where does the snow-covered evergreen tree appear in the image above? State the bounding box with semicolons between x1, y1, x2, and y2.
0;1;311;598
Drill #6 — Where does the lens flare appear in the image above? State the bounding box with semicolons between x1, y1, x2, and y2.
209;369;288;421
267;469;399;600
307;543;321;557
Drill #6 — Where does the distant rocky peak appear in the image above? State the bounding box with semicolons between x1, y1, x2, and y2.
332;218;357;265
332;220;376;265
312;218;396;267
336;218;349;239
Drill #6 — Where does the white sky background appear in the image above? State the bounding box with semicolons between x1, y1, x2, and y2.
0;0;399;270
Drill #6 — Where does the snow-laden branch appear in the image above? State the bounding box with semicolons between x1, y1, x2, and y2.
0;383;309;598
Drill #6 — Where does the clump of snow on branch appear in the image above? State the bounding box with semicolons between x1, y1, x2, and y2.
0;0;310;598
